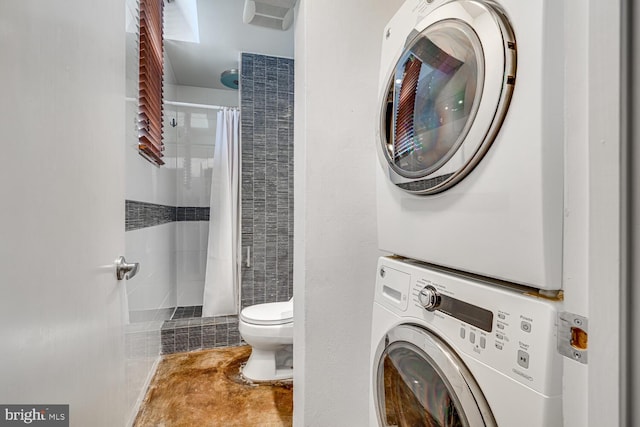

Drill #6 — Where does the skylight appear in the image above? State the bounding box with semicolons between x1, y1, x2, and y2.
164;0;200;43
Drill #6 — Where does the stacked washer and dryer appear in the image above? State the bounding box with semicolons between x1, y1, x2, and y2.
370;0;566;426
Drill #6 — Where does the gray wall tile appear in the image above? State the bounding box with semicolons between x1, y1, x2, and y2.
125;200;210;231
241;53;294;309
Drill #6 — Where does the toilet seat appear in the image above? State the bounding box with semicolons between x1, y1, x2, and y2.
240;301;293;326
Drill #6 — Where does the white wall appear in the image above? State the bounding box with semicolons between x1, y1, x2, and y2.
583;1;624;425
176;221;210;306
293;1;403;425
173;85;239;106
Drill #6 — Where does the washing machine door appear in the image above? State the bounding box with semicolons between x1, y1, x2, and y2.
373;324;496;427
378;0;516;194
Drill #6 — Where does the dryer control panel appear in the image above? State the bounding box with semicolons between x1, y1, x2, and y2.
375;256;563;397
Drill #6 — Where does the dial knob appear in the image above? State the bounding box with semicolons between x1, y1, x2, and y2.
418;285;441;311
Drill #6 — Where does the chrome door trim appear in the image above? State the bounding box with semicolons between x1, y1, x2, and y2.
373;323;497;426
377;0;516;195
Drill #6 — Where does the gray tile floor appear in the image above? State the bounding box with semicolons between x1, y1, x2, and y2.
171;305;202;319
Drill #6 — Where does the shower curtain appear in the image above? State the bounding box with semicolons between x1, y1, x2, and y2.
203;108;240;317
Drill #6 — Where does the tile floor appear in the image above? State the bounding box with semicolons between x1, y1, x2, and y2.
133;346;293;427
171;305;203;320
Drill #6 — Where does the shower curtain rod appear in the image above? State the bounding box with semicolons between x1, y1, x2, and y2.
165;101;237;110
125;98;237;111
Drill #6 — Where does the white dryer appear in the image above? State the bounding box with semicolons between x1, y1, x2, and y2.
375;0;564;290
369;256;563;426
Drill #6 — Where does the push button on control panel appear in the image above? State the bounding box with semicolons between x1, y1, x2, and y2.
521;321;532;333
460;328;465;339
480;336;486;349
498;313;506;320
469;331;476;344
517;350;530;369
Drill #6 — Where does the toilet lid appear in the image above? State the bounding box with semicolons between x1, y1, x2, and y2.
240;301;293;325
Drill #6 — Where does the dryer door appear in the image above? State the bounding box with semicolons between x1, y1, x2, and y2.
378;0;516;194
373;324;496;427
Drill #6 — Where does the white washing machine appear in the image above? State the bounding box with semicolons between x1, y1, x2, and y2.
369;256;563;426
375;0;564;290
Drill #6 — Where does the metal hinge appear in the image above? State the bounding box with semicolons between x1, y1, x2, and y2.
557;312;588;364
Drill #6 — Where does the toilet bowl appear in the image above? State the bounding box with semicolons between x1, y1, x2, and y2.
238;298;293;381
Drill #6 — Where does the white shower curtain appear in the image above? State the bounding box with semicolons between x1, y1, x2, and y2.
203;108;240;317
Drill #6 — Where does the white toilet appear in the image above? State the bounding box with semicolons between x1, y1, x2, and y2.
238;297;293;381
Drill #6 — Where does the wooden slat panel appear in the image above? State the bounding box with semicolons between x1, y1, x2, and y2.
137;0;164;166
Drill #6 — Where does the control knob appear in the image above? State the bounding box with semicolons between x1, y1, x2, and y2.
418;285;441;312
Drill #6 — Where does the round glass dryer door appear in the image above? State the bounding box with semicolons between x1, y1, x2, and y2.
373;325;496;427
379;0;516;194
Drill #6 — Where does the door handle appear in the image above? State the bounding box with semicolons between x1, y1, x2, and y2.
116;256;139;280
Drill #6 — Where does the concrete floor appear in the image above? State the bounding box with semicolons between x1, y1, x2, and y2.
134;346;293;426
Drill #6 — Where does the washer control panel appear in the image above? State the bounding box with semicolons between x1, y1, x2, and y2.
375;256;563;396
417;285;441;311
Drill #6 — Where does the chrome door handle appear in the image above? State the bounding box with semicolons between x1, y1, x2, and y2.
116;256;139;280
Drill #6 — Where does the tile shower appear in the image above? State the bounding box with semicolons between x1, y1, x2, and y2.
240;53;295;309
125;53;294;355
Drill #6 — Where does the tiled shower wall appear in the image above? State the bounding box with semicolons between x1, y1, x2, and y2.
240;53;294;309
170;87;238;307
